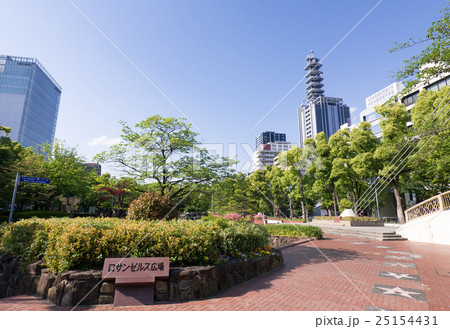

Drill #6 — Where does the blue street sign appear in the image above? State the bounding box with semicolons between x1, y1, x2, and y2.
19;176;50;184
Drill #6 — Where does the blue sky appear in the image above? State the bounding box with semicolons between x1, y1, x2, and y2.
0;0;447;174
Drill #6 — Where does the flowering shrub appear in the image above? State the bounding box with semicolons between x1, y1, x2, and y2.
126;191;178;221
247;246;273;258
223;213;243;221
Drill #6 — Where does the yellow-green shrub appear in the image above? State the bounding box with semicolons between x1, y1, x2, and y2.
0;219;49;264
0;217;269;273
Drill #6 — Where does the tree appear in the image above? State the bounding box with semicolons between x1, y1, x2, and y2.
406;86;450;199
374;103;412;223
308;132;339;216
43;140;96;201
267;166;289;217
0;125;25;208
390;2;450;92
9;140;96;211
278;143;316;220
95;115;233;200
348;121;382;214
247;167;274;215
94;174;141;215
329;123;379;214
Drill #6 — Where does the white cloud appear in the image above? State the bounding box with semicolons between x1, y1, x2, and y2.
88;136;122;147
350;107;358;114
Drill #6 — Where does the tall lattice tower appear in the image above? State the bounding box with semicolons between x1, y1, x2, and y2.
297;50;351;148
305;50;324;102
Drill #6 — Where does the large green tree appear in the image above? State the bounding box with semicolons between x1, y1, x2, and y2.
278;143;316;220
406;86;450;199
391;2;450;92
0;125;25;208
247;167;274;215
95;115;233;200
308;132;339;216
6;140;96;211
374;103;412;223
329;123;379;214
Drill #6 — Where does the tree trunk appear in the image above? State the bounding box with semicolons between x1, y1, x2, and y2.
300;200;306;221
392;179;405;223
300;178;306;221
333;189;338;216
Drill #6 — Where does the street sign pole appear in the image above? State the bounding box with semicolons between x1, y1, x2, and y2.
9;173;20;223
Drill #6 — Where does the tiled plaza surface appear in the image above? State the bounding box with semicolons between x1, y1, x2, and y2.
1;234;449;311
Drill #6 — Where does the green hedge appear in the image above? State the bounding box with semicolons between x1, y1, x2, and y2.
0;217;269;273
0;211;92;223
264;224;323;239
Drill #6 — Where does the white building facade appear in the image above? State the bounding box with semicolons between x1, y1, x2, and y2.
252;141;292;172
359;82;404;138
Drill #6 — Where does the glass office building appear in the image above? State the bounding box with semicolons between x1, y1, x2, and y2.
0;55;62;149
256;131;286;148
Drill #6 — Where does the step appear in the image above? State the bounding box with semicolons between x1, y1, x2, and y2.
319;227;407;241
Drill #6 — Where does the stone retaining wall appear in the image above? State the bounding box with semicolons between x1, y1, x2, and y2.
0;251;283;306
269;235;302;247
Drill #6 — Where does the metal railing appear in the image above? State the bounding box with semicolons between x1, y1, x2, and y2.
405;190;450;222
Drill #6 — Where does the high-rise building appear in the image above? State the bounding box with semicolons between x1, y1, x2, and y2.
360;82;404;138
252;141;292;172
0;55;62;149
85;163;102;176
256;131;286;149
298;51;350;147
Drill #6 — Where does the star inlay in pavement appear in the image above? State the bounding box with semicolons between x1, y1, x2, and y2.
385;255;413;261
379;271;420;281
380;286;421;298
366;305;392;311
387;251;412;256
382;261;416;269
373;284;426;300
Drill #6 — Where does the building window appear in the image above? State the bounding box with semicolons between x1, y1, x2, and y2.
371;124;381;134
402;91;419;106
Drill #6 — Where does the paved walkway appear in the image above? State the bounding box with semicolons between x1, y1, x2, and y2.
1;234;449;311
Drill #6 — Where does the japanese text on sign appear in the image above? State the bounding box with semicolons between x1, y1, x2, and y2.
108;261;165;273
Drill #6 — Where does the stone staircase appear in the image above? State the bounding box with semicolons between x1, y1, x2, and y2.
318;226;407;241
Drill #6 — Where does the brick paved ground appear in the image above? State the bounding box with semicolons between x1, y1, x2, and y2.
0;234;449;311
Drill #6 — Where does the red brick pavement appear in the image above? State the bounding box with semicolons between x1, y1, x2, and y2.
0;234;449;311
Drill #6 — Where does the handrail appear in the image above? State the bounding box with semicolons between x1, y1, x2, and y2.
405;190;450;222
